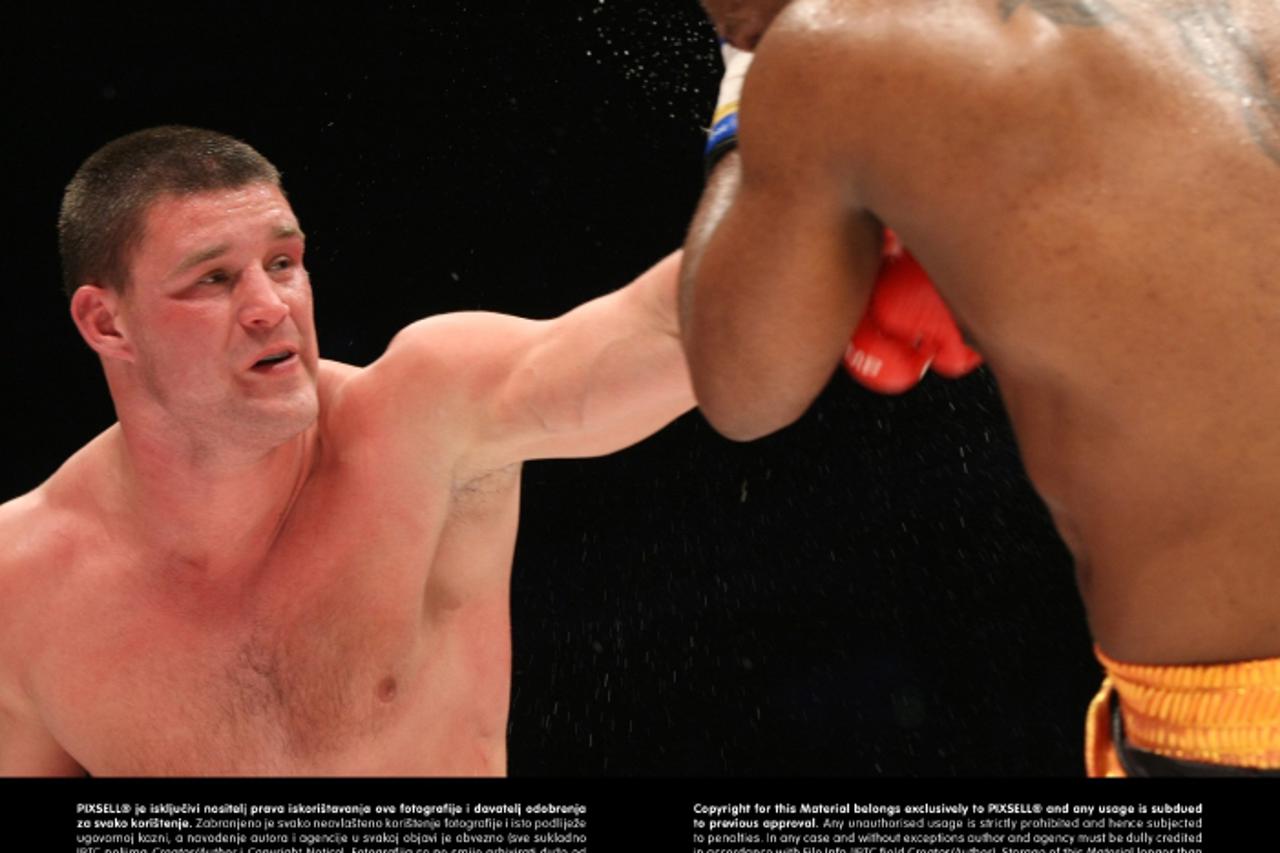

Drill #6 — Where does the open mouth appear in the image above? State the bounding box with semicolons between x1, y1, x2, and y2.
251;349;298;372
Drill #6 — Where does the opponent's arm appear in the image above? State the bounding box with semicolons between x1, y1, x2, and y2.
371;251;694;473
681;28;883;440
690;37;981;414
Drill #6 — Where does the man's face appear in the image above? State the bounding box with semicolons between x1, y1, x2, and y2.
117;183;320;449
700;0;793;50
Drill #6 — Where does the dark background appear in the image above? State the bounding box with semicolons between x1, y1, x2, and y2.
3;1;1094;777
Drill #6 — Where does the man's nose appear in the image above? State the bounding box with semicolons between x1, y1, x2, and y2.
238;267;290;330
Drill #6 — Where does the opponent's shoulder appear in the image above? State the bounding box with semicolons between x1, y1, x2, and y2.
742;1;1009;162
758;0;1049;110
772;0;1045;58
746;0;1067;197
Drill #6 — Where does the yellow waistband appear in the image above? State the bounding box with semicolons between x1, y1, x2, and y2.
1096;646;1280;769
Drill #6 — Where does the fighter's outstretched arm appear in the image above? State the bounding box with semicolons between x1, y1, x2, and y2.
680;25;883;441
365;250;694;473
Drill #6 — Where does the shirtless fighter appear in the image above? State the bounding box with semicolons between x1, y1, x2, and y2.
0;126;693;776
681;0;1280;775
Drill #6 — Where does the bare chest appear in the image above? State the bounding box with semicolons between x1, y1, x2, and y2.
35;471;521;775
44;549;415;773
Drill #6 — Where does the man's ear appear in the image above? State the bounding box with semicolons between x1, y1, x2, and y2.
70;284;134;362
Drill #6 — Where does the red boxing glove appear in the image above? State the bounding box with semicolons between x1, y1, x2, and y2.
843;231;982;394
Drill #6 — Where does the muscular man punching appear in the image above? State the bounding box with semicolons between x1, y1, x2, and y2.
0;126;693;775
681;0;1280;775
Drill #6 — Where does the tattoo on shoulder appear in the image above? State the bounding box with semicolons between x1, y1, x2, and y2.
998;0;1121;27
998;0;1280;166
1163;1;1280;164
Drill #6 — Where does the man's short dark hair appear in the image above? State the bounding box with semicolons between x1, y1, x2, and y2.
58;126;282;298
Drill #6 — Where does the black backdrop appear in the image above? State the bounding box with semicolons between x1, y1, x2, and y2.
3;1;1093;777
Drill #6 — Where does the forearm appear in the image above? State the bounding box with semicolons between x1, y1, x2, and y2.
680;37;868;440
625;247;684;347
680;153;881;440
571;250;692;428
510;252;694;460
679;153;778;438
679;152;742;343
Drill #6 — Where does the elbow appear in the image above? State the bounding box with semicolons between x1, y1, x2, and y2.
694;380;808;443
684;345;818;443
703;414;785;443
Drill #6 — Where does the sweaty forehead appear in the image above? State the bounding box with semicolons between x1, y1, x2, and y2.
140;185;300;252
128;183;301;286
145;183;297;231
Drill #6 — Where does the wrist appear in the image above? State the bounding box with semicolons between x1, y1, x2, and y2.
705;43;754;168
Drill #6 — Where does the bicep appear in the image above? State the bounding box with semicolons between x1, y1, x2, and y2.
476;255;693;465
368;280;691;474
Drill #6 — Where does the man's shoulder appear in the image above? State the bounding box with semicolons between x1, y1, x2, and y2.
0;489;74;698
329;311;541;404
0;490;44;582
316;311;539;455
0;428;118;587
0;487;89;773
0;485;86;598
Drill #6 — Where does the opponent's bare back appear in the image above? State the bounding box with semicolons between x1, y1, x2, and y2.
690;0;1280;664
